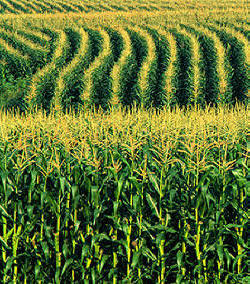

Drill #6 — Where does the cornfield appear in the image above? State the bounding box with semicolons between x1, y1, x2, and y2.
0;1;248;110
0;0;249;283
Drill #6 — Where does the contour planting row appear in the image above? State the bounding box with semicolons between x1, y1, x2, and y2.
0;24;53;74
0;0;182;14
207;23;249;103
0;23;248;110
0;27;49;69
0;0;177;14
1;0;247;14
26;28;80;111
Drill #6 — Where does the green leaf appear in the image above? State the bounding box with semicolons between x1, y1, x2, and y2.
148;174;160;195
0;205;12;219
61;259;73;276
217;244;224;262
60;177;66;195
91;186;99;207
35;265;41;280
62;241;69;258
177;250;183;269
146;193;160;220
142;247;157;261
132;250;140;268
41;241;49;261
0;235;10;250
129;176;142;193
232;252;247;272
5;256;14;274
55;268;60;284
72;185;78;200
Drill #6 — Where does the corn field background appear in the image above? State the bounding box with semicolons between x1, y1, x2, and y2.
0;0;249;283
0;1;248;110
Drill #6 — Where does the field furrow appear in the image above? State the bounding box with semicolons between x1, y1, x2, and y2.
134;26;158;107
26;30;70;110
0;0;19;13
7;0;30;13
110;27;134;105
17;0;43;13
38;0;65;13
0;37;29;77
168;27;194;106
157;29;178;107
209;24;248;103
53;28;92;112
80;28;113;108
28;0;53;13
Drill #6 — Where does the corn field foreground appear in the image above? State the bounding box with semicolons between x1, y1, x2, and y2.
0;5;249;111
0;106;248;282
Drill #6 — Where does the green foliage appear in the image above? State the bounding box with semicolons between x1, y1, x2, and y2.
0;64;28;111
60;31;93;111
0;18;248;110
90;54;114;109
215;30;248;104
0;30;46;72
170;28;193;106
146;27;171;107
0;114;247;282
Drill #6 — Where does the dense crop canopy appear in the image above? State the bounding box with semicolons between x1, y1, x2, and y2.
0;3;248;111
0;1;248;283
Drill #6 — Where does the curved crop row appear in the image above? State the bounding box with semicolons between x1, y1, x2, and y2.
18;0;44;13
54;0;79;12
52;28;103;111
0;0;19;13
53;28;92;112
174;26;203;105
7;0;29;13
110;28;135;105
1;25;50;52
225;27;249;66
181;25;215;106
65;0;88;12
209;24;248;103
105;27;123;63
122;27;148;105
26;30;70;110
29;0;53;13
0;37;30;77
195;25;232;105
132;26;158;107
0;19;248;110
37;0;64;13
142;27;170;107
0;28;49;73
158;29;178;107
81;29;114;109
185;29;203;105
215;21;250;40
15;27;51;48
0;0;248;14
168;26;195;106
